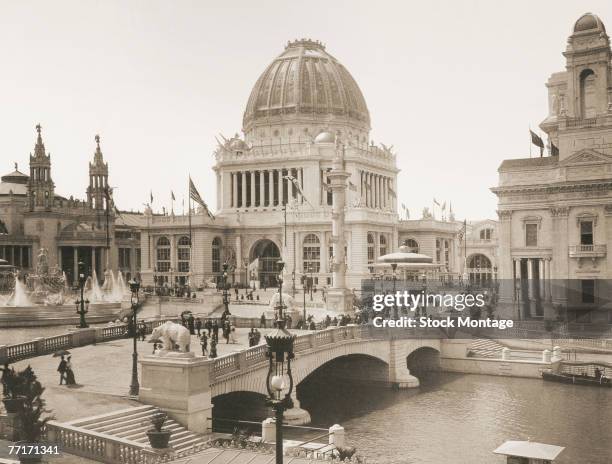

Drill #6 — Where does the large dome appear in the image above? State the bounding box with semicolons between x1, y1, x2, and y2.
243;39;370;138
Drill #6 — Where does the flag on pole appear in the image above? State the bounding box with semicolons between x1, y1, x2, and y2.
150;190;154;204
171;191;175;201
189;176;215;220
530;130;544;157
550;141;559;157
458;219;467;242
433;198;441;207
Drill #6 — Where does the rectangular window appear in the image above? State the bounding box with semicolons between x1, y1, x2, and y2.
525;224;538;247
580;221;593;246
581;279;595;304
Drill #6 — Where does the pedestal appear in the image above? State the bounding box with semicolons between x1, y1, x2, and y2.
139;354;213;433
283;394;311;425
326;288;353;313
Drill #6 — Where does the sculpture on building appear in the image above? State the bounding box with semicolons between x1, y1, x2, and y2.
422;207;433;219
151;321;191;353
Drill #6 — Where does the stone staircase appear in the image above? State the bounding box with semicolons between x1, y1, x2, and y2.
66;405;208;454
467;338;506;358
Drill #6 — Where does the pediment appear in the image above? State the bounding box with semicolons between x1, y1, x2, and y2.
561;149;612;166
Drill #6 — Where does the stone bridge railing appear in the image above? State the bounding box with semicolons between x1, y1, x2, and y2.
208;325;428;385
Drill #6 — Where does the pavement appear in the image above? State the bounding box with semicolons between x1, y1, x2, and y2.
6;327;310;423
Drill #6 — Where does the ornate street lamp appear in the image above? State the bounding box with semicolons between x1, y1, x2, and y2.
128;279;140;397
265;259;295;464
222;262;230;318
75;261;89;328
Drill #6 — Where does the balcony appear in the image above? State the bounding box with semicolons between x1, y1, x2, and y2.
568;244;607;259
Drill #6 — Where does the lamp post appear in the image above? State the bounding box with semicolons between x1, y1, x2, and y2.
265;259;295;464
291;270;296;298
75;261;89;328
391;263;398;319
308;264;313;302
222;262;230;317
302;277;307;326
128;279;140;397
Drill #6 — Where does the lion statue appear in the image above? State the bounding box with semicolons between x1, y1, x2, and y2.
151;321;191;353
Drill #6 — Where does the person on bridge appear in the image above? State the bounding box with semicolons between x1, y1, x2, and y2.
195;317;202;337
212;320;220;341
200;333;208;356
209;338;217;358
57;356;67;385
205;319;212;336
65;356;76;386
260;313;266;328
1;363;12;396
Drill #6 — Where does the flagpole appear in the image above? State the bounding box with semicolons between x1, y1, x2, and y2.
529;127;532;158
188;182;193;289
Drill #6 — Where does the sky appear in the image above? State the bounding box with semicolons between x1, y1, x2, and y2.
1;0;611;220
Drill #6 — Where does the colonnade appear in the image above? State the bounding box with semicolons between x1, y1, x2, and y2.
359;170;393;209
513;257;552;302
229;168;304;208
0;245;32;269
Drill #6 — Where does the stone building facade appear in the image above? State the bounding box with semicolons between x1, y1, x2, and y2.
493;13;612;323
0;127;141;285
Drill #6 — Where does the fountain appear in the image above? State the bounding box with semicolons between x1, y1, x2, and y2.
85;269;128;303
4;276;34;307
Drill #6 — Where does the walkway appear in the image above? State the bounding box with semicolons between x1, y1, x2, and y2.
7;328;305;422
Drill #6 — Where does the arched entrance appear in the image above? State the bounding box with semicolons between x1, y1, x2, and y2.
250;239;281;287
467;254;493;285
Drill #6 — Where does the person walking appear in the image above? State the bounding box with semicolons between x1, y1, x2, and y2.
209;338;218;358
248;329;255;347
188;315;195;335
195;317;202;337
212;320;219;342
57;355;67;385
205;319;212;336
229;326;237;344
65;356;76;386
260;313;266;329
1;363;12;396
200;333;208;356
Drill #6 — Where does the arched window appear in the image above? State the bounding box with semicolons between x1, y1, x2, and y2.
177;236;190;273
156;237;171;272
403;239;419;253
580;69;596;118
467;254;493;284
367;233;375;264
212;237;222;273
303;234;321;273
379;235;387;257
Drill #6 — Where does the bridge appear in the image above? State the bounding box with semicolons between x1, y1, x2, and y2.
138;325;442;432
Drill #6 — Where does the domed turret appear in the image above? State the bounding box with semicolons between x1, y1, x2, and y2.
243;39;370;141
574;13;606;33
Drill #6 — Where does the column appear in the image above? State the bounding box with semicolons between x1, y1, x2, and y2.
367;173;372;207
538;258;545;301
250;171;255;207
73;247;79;285
232;173;237;208
240;172;247;208
382;177;387;209
378;176;382;209
269;170;274;207
526;258;533;303
57;247;62;272
279;169;284;206
259;171;265;207
545;258;552;302
298;168;304;204
92;247;96;278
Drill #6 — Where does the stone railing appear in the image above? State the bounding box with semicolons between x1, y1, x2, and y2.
210;325;380;383
44;420;208;464
0;317;184;365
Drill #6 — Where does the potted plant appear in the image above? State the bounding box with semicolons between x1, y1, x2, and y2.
1;365;25;413
146;412;172;449
15;366;53;463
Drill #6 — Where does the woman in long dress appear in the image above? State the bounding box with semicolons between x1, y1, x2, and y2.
65;356;76;385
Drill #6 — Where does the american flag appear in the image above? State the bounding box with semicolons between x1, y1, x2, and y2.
189;177;215;220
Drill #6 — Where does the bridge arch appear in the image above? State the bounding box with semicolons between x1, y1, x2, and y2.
406;346;441;373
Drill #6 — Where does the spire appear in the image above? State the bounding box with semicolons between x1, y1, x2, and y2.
93;134;104;164
33;123;47;159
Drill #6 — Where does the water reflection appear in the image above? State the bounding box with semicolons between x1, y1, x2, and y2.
299;373;612;464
